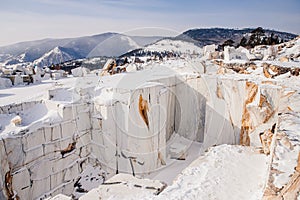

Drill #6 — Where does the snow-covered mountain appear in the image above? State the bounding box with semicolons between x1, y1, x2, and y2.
33;46;81;67
0;28;297;68
0;38;73;63
0;28;296;68
0;33;162;66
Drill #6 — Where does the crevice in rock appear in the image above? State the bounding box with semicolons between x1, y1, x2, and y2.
4;171;19;200
102;182;122;185
259;94;275;123
138;94;149;129
240;82;258;146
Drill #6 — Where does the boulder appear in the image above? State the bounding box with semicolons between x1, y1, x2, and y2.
71;67;90;77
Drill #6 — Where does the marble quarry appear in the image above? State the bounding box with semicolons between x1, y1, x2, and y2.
0;36;299;199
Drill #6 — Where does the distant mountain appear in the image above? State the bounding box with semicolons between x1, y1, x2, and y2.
33;46;81;67
0;38;73;63
87;35;140;57
0;28;297;67
0;33;162;66
178;27;298;47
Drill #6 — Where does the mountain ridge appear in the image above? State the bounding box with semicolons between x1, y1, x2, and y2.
0;27;298;67
178;27;297;47
0;33;162;64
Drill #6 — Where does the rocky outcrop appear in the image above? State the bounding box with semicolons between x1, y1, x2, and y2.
262;63;300;78
263;113;300;200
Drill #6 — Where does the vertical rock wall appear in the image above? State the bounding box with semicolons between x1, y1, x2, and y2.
0;102;96;199
92;84;170;175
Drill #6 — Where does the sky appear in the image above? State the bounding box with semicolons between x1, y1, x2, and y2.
0;0;299;46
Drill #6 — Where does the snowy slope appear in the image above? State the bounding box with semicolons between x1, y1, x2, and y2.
0;33;162;65
0;38;73;64
33;46;81;67
157;145;268;200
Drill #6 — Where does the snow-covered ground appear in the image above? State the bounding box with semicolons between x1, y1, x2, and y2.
0;78;76;106
157;145;269;200
146;140;202;185
52;145;268;200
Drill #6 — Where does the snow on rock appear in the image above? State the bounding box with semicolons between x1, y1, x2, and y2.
145;39;203;55
33;46;76;67
167;133;192;160
71;67;90;77
71;145;268;200
0;102;62;137
13;74;24;85
203;44;216;57
0;77;12;89
48;87;81;103
46;194;72;200
224;46;248;61
0;100;97;199
276;36;300;62
72;165;107;199
79;173;166;200
0;77;77;106
263;112;300;200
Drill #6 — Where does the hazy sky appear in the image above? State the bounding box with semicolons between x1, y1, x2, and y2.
0;0;299;46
